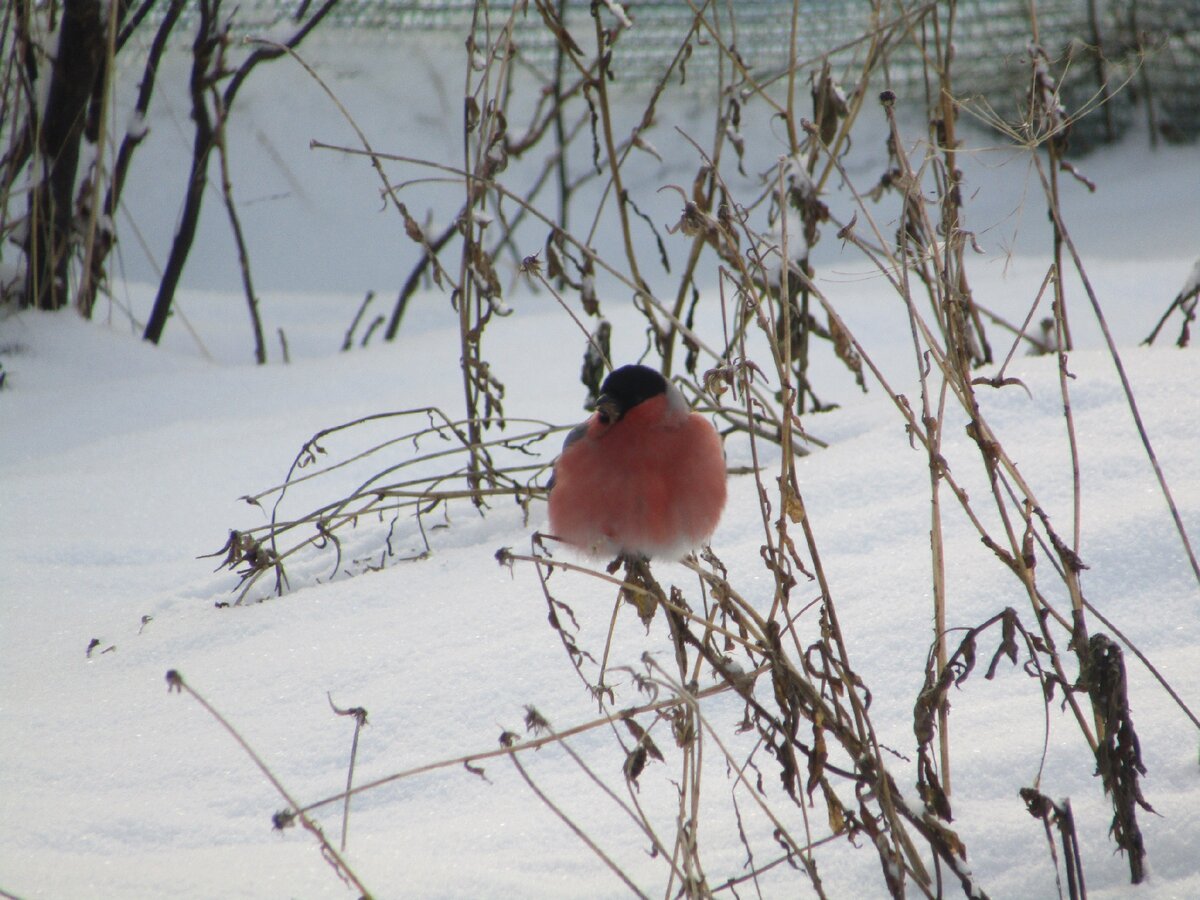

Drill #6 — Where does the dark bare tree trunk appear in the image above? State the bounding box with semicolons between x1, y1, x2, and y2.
143;0;220;345
23;0;106;310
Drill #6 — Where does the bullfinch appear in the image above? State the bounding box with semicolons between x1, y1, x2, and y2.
547;364;727;560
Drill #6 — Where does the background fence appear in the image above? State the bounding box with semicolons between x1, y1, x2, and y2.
172;0;1199;151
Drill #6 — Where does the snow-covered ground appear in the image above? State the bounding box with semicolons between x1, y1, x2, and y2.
2;26;1200;900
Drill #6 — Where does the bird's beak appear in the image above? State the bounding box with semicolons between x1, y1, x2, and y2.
593;394;622;425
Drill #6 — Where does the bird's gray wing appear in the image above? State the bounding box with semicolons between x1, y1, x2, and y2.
546;421;589;492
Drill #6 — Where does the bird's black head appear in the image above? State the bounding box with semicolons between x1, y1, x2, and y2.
595;365;667;424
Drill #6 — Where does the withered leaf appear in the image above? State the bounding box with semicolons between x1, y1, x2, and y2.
624;745;648;783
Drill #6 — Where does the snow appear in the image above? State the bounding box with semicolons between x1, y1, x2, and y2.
124;109;148;142
1179;258;1200;300
0;256;24;298
600;0;634;31
3;26;1200;900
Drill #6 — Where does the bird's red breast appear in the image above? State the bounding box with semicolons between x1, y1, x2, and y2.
547;373;726;560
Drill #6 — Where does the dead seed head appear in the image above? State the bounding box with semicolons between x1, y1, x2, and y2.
523;705;551;734
520;252;541;276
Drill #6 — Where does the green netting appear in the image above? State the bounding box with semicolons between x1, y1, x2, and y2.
156;0;1199;146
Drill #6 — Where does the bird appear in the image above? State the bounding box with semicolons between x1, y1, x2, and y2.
547;364;727;560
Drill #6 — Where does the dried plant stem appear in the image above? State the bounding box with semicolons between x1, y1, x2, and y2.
1032;153;1200;589
295;671;762;818
166;671;372;898
586;10;647;302
521;551;765;652
213;97;266;364
930;378;951;794
648;662;828;896
548;724;683;883
327;693;368;854
507;748;649;898
924;7;963;802
814;108;1106;758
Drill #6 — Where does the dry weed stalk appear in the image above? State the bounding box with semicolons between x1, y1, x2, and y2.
166;670;373;897
327;692;369;854
1143;259;1200;348
209;409;560;604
